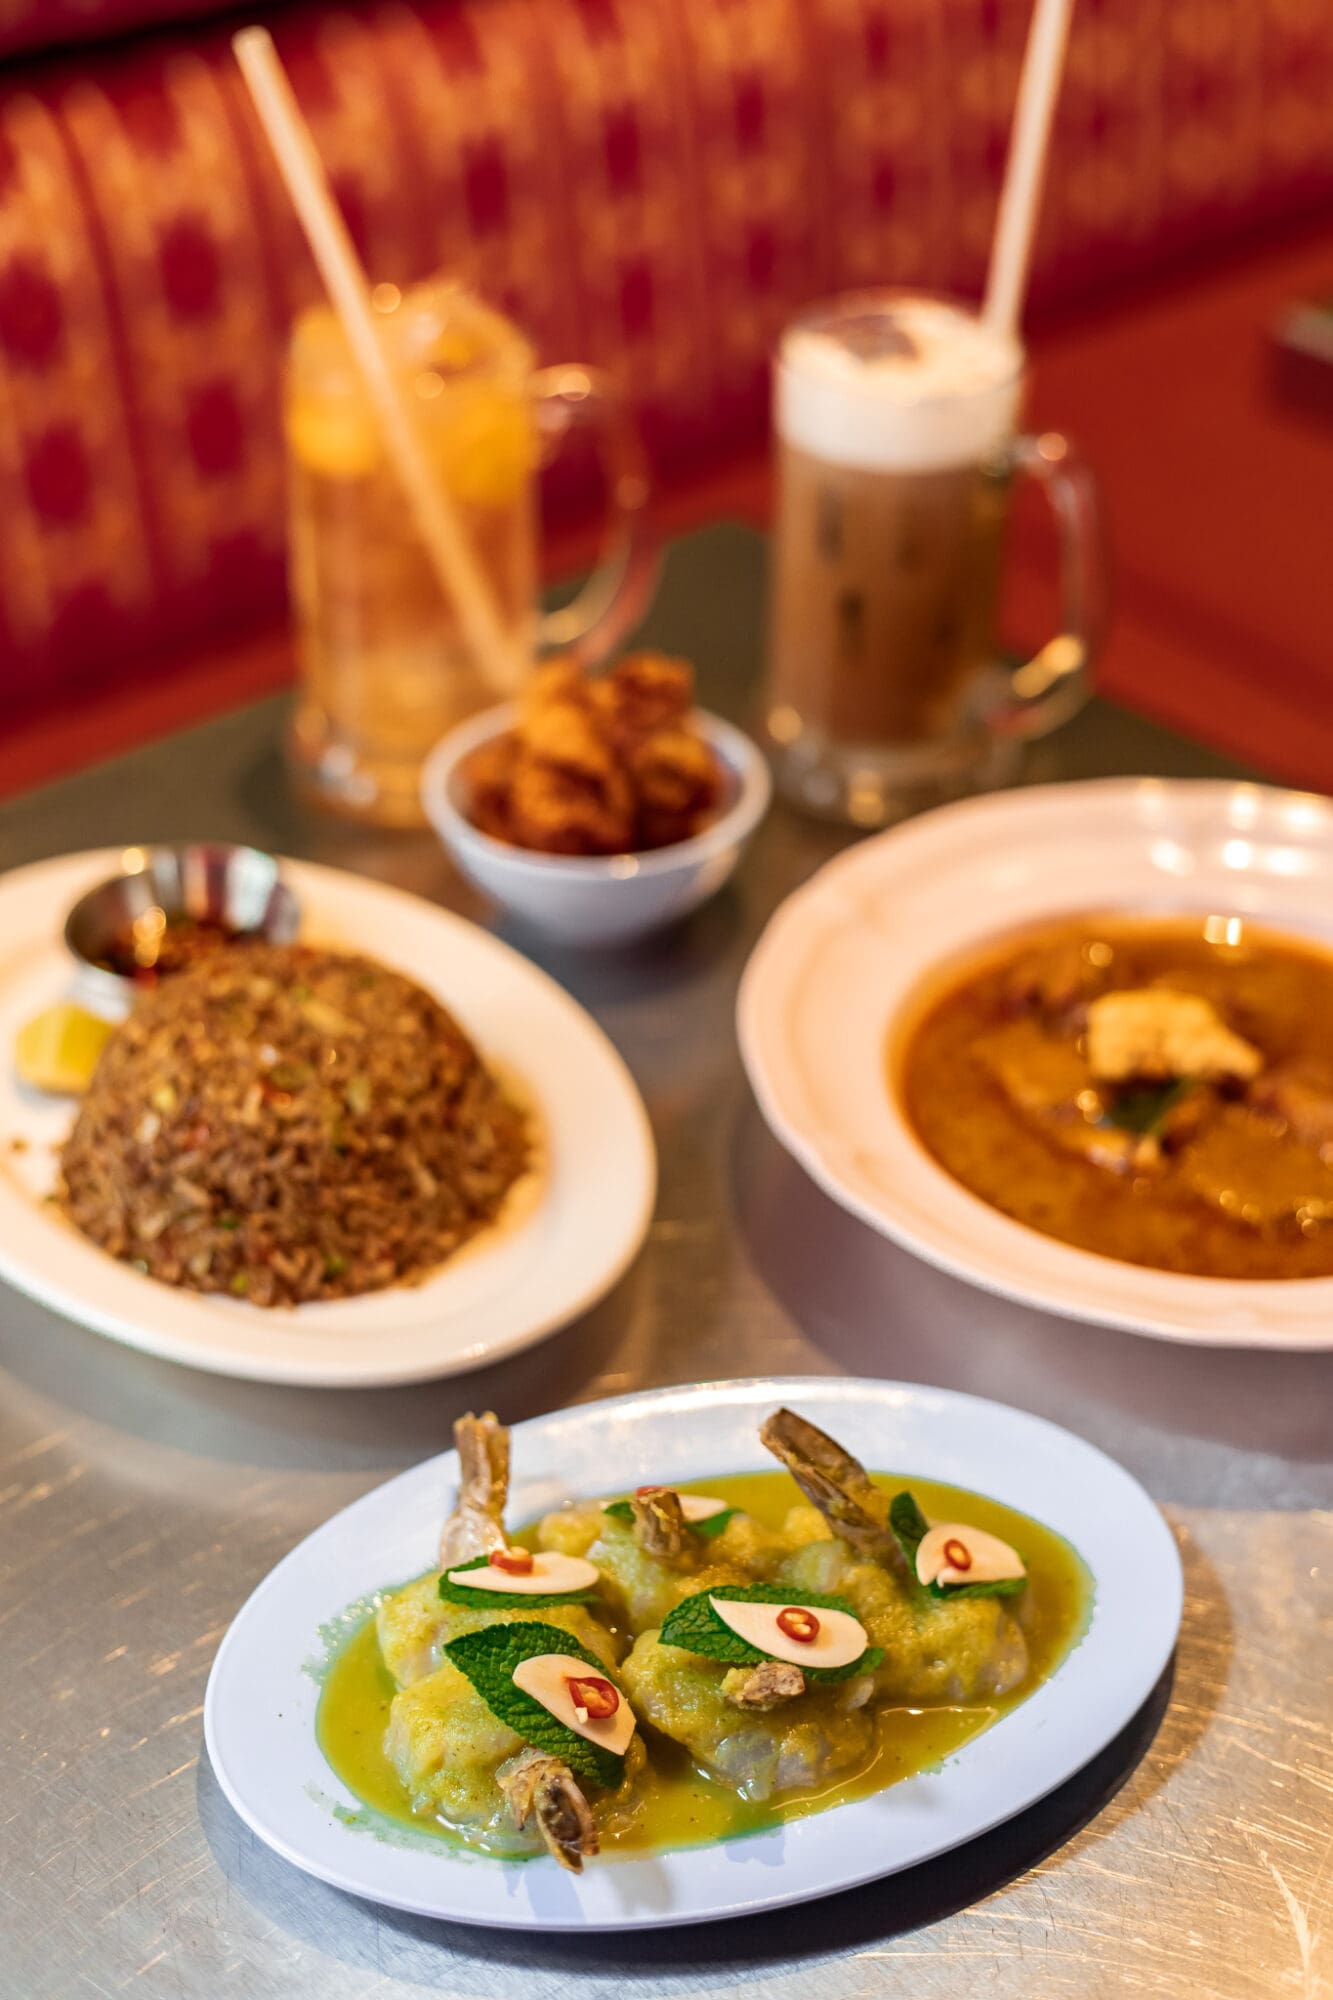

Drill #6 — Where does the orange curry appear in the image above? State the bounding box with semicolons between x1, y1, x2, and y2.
896;914;1333;1279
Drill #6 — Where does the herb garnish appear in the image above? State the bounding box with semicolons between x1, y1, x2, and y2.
443;1621;626;1788
889;1492;1026;1601
658;1584;882;1681
601;1498;737;1539
437;1553;599;1610
1100;1076;1196;1138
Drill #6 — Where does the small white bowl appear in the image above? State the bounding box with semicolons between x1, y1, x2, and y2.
422;703;772;947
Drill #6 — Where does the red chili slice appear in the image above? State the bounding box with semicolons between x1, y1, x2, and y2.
776;1606;820;1644
488;1546;534;1575
942;1538;973;1572
565;1674;619;1720
634;1484;666;1498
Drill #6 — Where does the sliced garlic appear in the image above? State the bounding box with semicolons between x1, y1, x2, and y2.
915;1523;1025;1589
445;1551;599;1596
511;1653;636;1755
708;1596;869;1671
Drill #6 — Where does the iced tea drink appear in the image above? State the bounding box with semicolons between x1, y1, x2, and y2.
286;280;650;825
286;283;538;824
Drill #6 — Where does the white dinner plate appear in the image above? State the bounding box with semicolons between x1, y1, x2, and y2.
204;1375;1181;1932
0;850;654;1386
739;778;1333;1350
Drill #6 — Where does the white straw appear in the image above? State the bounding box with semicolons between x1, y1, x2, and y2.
232;25;523;695
982;0;1075;341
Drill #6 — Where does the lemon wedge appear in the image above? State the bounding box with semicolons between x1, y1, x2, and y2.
15;1004;113;1095
438;389;536;509
285;396;381;481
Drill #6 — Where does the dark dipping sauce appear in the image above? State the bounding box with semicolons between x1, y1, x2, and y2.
97;914;261;984
896;913;1333;1279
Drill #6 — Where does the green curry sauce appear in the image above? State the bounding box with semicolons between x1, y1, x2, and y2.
316;1469;1092;1858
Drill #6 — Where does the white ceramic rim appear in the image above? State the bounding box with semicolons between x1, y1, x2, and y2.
420;704;773;882
0;850;655;1386
203;1374;1182;1931
738;776;1333;1351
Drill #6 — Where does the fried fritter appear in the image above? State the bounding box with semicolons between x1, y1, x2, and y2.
461;653;725;857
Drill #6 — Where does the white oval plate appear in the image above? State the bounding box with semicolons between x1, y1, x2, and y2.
0;850;654;1386
739;778;1333;1350
204;1376;1181;1932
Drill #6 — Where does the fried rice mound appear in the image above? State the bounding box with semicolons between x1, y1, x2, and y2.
58;943;530;1307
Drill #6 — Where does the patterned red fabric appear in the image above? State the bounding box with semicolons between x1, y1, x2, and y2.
0;1;249;62
1;0;1332;723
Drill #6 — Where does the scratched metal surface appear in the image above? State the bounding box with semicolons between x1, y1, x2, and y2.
1;525;1330;1999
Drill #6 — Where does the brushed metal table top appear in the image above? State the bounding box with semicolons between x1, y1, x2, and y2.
1;526;1329;1999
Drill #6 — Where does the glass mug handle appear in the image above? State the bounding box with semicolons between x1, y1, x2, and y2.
529;365;660;664
989;430;1106;739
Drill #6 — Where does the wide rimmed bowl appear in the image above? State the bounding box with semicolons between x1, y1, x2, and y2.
738;777;1333;1350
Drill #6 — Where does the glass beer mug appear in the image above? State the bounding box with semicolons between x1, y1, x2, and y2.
764;290;1105;825
286;278;651;824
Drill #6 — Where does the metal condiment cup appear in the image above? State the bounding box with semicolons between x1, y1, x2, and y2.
64;844;302;1014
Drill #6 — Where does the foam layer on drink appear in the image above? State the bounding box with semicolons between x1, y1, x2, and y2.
777;297;1022;472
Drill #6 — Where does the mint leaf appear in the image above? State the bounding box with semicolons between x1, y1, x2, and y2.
443;1620;625;1789
930;1576;1027;1601
689;1509;738;1541
890;1490;1027;1602
601;1498;738;1539
438;1554;598;1610
889;1490;930;1571
658;1584;882;1683
1103;1077;1194;1137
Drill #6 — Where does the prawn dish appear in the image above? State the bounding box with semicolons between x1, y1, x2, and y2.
318;1408;1091;1869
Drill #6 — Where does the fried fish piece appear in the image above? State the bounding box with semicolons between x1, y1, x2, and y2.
630;728;723;849
589;652;693;746
507;759;634;855
1086;988;1262;1084
520;657;587;720
462;652;723;859
463;735;521;842
521;698;618;785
